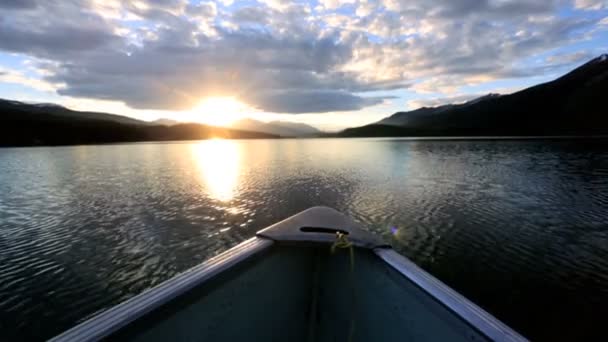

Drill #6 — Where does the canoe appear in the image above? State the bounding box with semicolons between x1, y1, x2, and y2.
50;206;526;341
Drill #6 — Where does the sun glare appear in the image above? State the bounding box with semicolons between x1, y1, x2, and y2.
194;97;248;127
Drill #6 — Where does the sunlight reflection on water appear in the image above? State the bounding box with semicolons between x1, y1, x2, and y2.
192;139;241;202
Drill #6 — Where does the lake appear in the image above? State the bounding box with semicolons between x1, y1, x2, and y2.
1;138;607;341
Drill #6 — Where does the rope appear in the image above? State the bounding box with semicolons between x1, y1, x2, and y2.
330;232;356;342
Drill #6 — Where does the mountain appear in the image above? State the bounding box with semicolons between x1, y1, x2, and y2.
150;118;179;126
0;99;277;147
341;54;608;137
377;93;501;127
231;118;322;137
0;99;146;126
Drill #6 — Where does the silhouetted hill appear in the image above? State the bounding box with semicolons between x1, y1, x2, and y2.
0;99;277;147
0;99;146;126
376;93;501;127
341;54;608;137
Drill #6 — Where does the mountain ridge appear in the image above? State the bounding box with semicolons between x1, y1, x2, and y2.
0;99;146;126
2;54;607;145
341;54;608;137
0;99;278;147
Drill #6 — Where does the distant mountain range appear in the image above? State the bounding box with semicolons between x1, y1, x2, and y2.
150;118;324;138
151;117;322;137
341;54;608;137
2;54;607;146
0;99;277;147
150;118;180;126
231;118;321;137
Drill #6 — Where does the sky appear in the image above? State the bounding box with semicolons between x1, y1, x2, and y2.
0;0;607;131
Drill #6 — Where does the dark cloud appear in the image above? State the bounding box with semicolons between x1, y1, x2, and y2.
0;1;122;59
243;90;389;113
386;0;562;18
43;10;377;112
0;24;120;58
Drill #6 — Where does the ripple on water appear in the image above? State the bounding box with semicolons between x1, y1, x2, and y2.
0;140;608;341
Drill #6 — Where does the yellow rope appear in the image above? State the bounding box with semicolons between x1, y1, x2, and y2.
330;232;355;342
331;232;354;273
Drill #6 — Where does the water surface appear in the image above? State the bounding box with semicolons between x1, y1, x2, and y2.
1;139;607;341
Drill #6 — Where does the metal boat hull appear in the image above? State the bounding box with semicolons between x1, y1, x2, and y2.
50;207;526;342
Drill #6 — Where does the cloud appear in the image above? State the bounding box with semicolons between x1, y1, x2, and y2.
0;67;59;92
244;90;389;113
546;51;595;64
574;0;608;10
49;26;380;112
0;0;604;115
372;13;598;93
186;2;217;18
257;0;292;11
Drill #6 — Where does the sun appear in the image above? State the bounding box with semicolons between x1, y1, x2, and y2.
193;97;248;127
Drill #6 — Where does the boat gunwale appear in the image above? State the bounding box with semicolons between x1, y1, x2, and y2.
49;206;527;342
375;248;527;342
48;237;273;342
